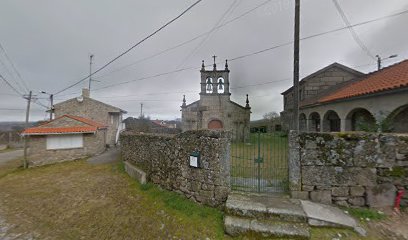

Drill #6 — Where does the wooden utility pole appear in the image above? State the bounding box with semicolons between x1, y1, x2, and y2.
23;91;32;169
293;0;300;131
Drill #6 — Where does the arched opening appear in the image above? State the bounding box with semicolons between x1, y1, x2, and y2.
299;113;307;132
345;108;376;131
387;104;408;133
208;119;223;129
323;110;341;132
206;77;213;94
217;77;225;94
308;112;321;132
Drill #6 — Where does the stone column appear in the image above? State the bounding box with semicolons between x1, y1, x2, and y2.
340;118;347;132
288;130;301;192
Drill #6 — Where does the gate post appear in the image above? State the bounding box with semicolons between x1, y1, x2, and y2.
288;130;301;194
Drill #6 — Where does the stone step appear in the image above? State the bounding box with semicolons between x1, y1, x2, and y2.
224;215;310;239
225;192;307;223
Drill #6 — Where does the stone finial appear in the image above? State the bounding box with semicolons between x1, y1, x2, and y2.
245;94;250;108
201;60;205;71
82;88;90;98
213;55;217;70
181;95;186;108
225;59;229;70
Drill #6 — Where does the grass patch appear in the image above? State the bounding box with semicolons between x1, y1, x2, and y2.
0;157;23;178
347;208;386;221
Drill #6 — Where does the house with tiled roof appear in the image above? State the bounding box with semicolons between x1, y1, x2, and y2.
281;59;408;133
52;89;127;146
22;115;107;166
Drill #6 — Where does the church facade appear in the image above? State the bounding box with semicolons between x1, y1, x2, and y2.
181;58;251;141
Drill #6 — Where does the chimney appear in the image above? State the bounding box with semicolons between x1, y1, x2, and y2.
82;88;90;98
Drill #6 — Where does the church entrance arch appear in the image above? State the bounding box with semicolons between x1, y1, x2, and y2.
208;119;223;129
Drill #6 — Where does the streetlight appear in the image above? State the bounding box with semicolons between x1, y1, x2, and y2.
40;91;54;121
376;54;398;70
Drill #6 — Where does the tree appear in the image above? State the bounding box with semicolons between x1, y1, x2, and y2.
263;111;280;121
262;111;281;132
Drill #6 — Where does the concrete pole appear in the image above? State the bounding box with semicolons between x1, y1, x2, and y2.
49;94;53;120
292;0;300;132
23;90;32;169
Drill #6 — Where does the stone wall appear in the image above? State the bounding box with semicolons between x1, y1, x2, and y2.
120;130;231;207
28;130;106;167
289;131;408;208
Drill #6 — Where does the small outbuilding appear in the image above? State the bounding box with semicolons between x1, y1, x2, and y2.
22;115;107;167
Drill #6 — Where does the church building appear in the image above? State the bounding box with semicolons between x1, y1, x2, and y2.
181;57;251;141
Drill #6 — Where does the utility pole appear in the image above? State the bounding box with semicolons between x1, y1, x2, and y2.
140;103;143;119
376;54;398;71
88;54;94;92
292;0;300;131
23;91;32;169
49;94;53;120
41;91;54;120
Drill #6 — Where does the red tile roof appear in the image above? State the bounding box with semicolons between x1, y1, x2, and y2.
23;126;98;135
22;115;107;135
65;115;106;128
320;59;408;103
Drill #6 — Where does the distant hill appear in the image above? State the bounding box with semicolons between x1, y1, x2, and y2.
0;122;36;132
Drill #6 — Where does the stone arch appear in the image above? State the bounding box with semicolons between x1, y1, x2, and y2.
345;108;376;131
386;104;408;133
308;112;321;132
208;119;223;129
206;77;213;94
299;113;307;132
217;77;225;94
323;110;341;132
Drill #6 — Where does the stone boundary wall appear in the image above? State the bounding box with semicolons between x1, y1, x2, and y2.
120;130;231;207
289;131;408;208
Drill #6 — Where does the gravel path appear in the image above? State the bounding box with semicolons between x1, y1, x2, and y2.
0;149;23;166
87;147;120;165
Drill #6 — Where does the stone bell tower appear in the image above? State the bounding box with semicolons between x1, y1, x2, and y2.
181;56;251;141
200;55;231;97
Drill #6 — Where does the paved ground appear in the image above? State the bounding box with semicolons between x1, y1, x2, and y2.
0;149;23;166
87;147;120;165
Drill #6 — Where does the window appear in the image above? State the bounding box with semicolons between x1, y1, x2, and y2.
46;135;83;150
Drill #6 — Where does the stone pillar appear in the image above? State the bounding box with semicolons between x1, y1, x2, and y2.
288;130;301;192
340;118;347;132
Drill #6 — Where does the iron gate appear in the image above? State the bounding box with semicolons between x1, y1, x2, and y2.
230;131;289;193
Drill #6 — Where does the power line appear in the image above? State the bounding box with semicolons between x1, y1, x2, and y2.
0;58;26;93
176;0;240;69
54;0;203;95
0;42;30;91
52;7;408;100
90;8;408;93
0;73;23;96
93;0;273;81
332;0;376;60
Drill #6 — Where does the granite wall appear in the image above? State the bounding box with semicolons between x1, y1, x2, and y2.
289;131;408;208
28;130;107;167
120;130;231;207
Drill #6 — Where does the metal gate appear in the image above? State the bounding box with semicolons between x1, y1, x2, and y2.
230;131;289;193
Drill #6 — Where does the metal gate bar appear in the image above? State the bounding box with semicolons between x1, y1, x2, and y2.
230;130;289;193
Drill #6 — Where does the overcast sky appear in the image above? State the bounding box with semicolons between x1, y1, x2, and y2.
0;0;407;122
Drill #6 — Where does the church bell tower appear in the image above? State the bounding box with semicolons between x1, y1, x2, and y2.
200;56;231;97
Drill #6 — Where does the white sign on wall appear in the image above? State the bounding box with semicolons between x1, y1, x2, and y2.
189;151;200;168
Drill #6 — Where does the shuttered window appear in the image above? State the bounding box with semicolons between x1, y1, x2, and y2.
46;135;83;150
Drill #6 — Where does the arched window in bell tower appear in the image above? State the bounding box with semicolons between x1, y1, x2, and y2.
206;77;213;94
218;77;225;94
